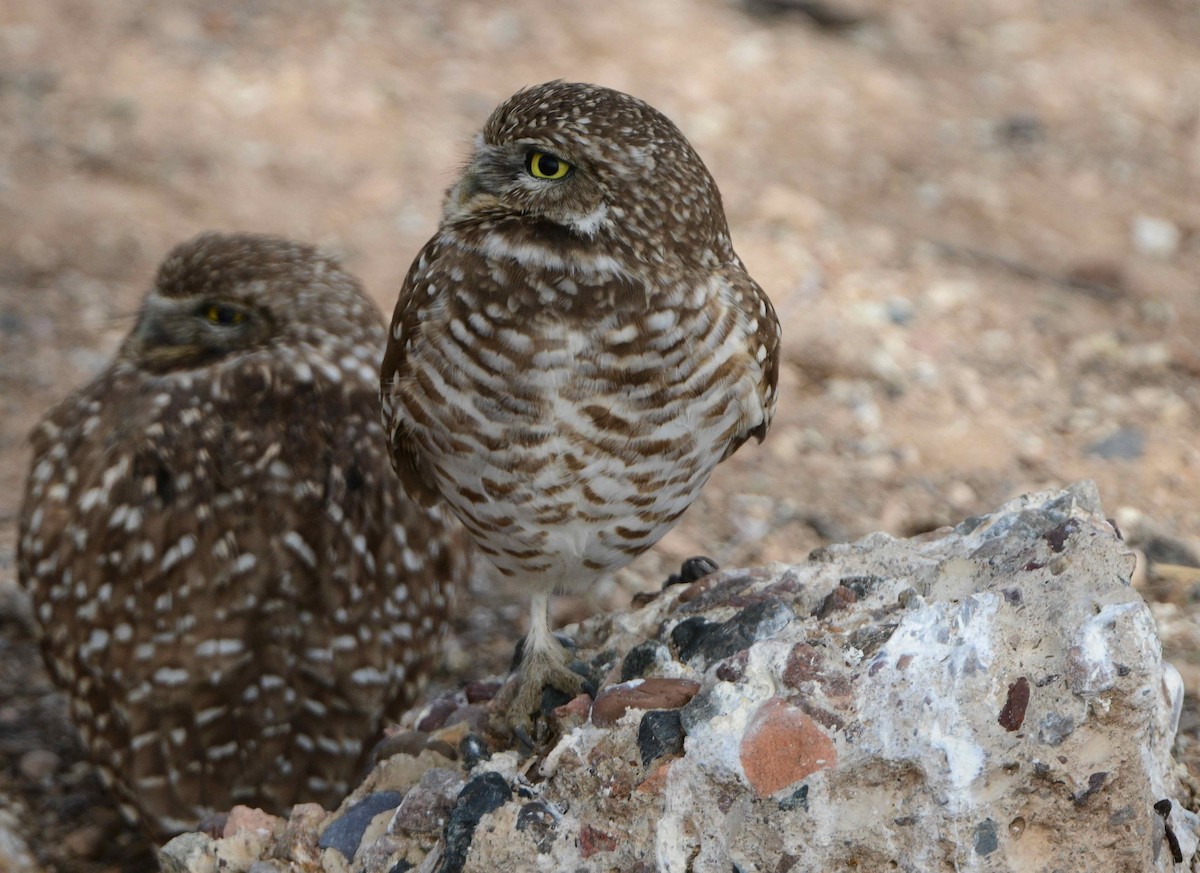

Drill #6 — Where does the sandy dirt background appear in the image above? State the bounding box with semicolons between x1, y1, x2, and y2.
2;0;1200;869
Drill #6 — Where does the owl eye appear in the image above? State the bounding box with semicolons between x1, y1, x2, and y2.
526;151;571;180
202;304;246;326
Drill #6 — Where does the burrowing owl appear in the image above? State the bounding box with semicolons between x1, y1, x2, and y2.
18;232;464;837
381;81;780;731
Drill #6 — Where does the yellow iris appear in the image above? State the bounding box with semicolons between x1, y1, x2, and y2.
527;151;571;180
205;304;245;326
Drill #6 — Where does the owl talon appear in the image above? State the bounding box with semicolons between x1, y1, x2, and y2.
502;639;588;738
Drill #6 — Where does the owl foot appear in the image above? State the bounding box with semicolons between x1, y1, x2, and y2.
499;635;590;741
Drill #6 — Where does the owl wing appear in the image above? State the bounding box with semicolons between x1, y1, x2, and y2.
380;239;443;506
720;264;782;462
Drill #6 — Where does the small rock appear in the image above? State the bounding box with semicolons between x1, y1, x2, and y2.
741;0;870;30
274;803;326;867
1141;534;1200;569
671;598;795;665
463;680;501;704
636;760;673;796
1036;714;1075;748
678;684;724;734
390;768;464;834
440;772;512;873
620;640;670;681
591;678;701;727
223;805;280;838
318;791;403;860
515;801;558;853
1131;215;1182;258
974;819;999;855
638;709;686;767
373;728;456;765
459;733;490;769
779;784;809;811
995;112;1045;146
998;677;1030;731
159;831;217;873
739;698;838;796
416;695;461;732
1086;427;1144;460
550;691;593;731
812;583;856;619
248;862;289;873
578;823;618;858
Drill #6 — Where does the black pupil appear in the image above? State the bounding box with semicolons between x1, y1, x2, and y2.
212;305;238;324
538;154;560;176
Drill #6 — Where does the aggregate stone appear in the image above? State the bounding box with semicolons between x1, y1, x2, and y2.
318;791;403;860
637;709;685;768
157;484;1200;873
591;678;701;727
437;772;511;873
390;769;464;835
669;598;795;665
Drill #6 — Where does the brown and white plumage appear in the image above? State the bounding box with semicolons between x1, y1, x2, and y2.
18;232;464;837
381;81;780;729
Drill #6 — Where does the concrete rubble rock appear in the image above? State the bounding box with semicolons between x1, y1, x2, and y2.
160;482;1198;872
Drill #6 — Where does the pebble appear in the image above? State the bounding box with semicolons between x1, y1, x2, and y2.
638;709;686;767
671;598;795;665
619;640;670;681
159;831;216;873
372;729;458;765
459;733;490;769
998;677;1030;731
515;801;558;853
318;791;403;860
223;805;280;837
551;691;593;731
273;803;325;867
974;818;999;855
1038;712;1075;746
739;698;838;796
578;823;618;859
1086;427;1145;460
390;768;464;834
1131;215;1181;258
591;678;701;727
439;772;512;873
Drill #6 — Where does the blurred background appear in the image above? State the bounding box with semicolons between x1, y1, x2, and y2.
2;0;1200;868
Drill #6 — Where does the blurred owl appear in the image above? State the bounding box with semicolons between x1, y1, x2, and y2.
18;232;465;837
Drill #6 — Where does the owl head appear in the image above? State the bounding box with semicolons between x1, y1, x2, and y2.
120;232;376;373
443;81;734;268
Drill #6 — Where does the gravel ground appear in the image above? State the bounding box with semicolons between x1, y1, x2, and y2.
2;1;1200;869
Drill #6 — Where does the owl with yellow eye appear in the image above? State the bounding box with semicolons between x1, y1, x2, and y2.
381;81;781;735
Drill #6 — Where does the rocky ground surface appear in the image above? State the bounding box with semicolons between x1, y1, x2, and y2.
2;0;1200;870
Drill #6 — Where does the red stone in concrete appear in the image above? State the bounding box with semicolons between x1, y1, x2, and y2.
590;678;701;727
739;697;837;796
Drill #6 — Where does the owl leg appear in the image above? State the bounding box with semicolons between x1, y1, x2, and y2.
505;592;585;734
